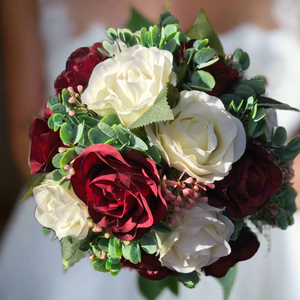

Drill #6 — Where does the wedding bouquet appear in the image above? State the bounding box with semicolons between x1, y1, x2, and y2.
23;9;300;298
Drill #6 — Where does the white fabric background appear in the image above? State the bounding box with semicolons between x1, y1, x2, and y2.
1;2;300;299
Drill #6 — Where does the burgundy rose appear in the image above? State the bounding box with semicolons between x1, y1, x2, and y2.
203;226;260;278
207;143;283;218
71;144;167;241
121;250;177;281
54;42;107;95
29;114;63;175
203;60;241;97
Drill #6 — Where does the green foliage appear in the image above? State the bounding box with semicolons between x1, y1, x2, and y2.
186;9;225;57
129;83;176;129
140;231;161;254
92;258;109;272
257;96;300;112
126;8;153;33
232;49;250;70
20;173;47;202
178;271;200;288
190;70;216;91
138;275;178;300
42;227;52;235
60;123;73;144
61;236;89;270
152;222;172;233
215;265;237;300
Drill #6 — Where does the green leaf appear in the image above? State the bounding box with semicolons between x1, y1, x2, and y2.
60;122;73;144
60;148;76;168
42;227;52;235
92;258;109;273
77;115;100;127
128;134;148;151
151;25;160;46
126;8;153;32
253;108;266;122
178;271;200;288
88;128;110;144
187;9;225;56
49;96;59;105
144;141;161;164
163;24;177;40
141;233;158;254
191;70;215;91
102;40;114;56
61;89;72;107
215;265;237;300
108;257;121;264
193;39;209;50
233;49;250;70
140;27;148;47
161;39;177;53
98;238;109;252
138;275;178;300
129;83;174;129
113;124;130;145
52;153;64;168
108;237;118;258
122;243;132;261
52;169;63;181
110;262;122;273
47;114;55;129
274;127;287;146
61;237;88;270
73;123;84;145
257;96;300;112
100;114;118;126
51;103;66;114
20;173;47;202
162;16;179;27
98;123;117;139
105;259;112;269
234;84;256;100
152;222;172;233
129;243;139;264
106;28;118;40
114;238;123;258
194;48;216;66
53;113;64;126
252;119;266;138
121;29;133;44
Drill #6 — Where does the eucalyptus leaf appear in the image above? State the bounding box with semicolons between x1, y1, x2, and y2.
52;153;64;168
92;258;109;273
88;128;110;144
60;122;73;144
73;123;84;145
152;222;172;233
194;48;216;65
251;119;266;138
78;115;100;127
122;243;132;261
51;103;66;114
141;233;158;254
129;243;139;264
52;169;63;181
98;238;109;253
60;148;77;168
100;114;118;126
114;238;123;258
191;70;215;91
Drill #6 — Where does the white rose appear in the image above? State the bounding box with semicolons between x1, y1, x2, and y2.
33;174;90;240
81;44;176;127
145;90;246;182
157;202;234;273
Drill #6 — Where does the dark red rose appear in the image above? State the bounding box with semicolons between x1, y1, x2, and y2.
203;60;241;97
54;42;107;95
207;143;283;218
29;116;63;175
203;226;260;278
71;144;168;241
121;250;177;281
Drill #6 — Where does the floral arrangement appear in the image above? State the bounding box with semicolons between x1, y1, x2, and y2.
23;10;300;298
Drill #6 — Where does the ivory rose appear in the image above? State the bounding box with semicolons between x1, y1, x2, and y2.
157;202;234;273
81;45;176;127
145;90;246;182
33;174;90;240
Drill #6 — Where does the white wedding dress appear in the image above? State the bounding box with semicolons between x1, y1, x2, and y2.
1;2;300;300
